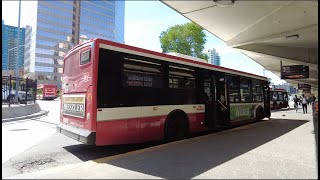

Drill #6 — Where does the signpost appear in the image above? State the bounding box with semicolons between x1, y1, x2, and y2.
281;65;309;79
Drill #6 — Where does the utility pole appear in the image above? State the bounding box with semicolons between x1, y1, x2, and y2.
14;0;21;103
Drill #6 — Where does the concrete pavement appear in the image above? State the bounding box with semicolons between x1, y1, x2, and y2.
2;99;60;164
6;107;318;179
2;118;57;163
2;102;48;122
2;111;49;123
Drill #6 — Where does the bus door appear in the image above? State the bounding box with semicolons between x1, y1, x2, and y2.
263;85;271;118
203;73;215;128
215;73;230;128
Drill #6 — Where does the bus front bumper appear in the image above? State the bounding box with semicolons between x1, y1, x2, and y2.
56;123;96;145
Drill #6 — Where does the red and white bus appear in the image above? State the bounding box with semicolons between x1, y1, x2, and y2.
57;38;271;146
270;88;289;110
37;84;58;100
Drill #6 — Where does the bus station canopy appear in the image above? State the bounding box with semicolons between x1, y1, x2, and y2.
162;1;318;94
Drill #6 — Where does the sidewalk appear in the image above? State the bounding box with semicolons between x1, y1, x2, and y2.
2;110;49;123
2;102;48;123
6;108;318;179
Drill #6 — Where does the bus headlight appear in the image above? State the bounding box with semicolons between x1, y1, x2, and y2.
87;113;90;120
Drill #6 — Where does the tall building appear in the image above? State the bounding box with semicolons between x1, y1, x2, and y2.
21;1;125;88
207;48;221;66
2;20;25;70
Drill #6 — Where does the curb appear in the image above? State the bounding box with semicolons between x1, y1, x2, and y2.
2;110;49;123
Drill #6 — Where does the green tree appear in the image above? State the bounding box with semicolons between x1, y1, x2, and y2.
159;22;208;61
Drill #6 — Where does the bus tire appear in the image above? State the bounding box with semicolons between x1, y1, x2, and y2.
279;103;283;109
164;110;189;143
256;107;264;121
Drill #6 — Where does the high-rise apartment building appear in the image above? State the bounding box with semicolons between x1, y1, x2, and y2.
21;1;125;88
2;20;25;70
207;48;221;66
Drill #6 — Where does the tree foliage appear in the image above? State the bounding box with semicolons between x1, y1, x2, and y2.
159;22;208;61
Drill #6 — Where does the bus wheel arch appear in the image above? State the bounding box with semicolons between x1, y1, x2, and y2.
164;109;189;142
255;106;264;121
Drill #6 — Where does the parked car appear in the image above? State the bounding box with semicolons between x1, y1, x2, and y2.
2;86;33;103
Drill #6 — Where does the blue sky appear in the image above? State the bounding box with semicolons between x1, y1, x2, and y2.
2;0;285;84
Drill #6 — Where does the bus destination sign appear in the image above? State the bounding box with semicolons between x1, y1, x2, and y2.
281;65;309;79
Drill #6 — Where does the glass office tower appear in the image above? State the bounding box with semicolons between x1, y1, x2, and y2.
2;20;26;70
22;1;125;88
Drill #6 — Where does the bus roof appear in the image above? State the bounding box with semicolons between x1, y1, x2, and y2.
65;38;268;81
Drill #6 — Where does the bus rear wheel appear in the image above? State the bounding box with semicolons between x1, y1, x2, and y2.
164;113;188;143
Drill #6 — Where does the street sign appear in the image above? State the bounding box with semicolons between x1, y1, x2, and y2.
281;65;309;79
298;83;311;91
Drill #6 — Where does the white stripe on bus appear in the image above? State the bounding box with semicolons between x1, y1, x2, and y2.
230;102;264;106
99;44;267;81
97;104;205;122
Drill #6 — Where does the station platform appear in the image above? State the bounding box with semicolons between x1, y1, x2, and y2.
7;106;318;179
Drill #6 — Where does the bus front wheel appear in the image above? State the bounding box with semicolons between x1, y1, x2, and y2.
164;112;189;143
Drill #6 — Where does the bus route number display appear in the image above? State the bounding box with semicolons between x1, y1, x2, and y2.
281;65;309;79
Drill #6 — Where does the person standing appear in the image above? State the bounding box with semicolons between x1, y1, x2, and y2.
312;95;316;105
301;94;307;114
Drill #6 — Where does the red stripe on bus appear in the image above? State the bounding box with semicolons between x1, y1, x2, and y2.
95;112;206;146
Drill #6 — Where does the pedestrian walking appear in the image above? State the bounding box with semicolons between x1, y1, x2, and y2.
293;95;299;113
301;94;307;114
312;95;316;105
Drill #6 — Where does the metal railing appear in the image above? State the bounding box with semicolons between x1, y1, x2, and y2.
2;75;37;106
